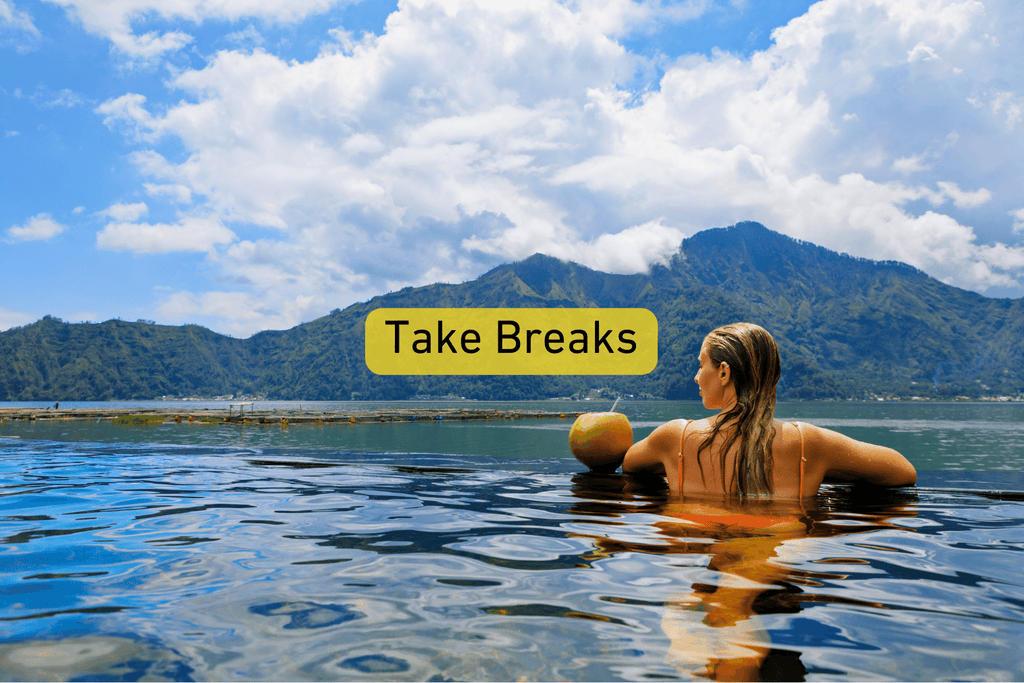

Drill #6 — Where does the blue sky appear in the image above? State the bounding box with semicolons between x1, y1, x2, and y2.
2;0;1022;337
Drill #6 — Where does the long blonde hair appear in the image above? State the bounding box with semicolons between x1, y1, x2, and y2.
697;323;781;496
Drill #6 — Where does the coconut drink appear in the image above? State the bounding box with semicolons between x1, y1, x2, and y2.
568;412;632;472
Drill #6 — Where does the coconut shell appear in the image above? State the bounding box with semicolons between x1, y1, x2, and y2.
568;412;632;472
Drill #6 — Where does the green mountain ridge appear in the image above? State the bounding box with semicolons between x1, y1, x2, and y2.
3;221;1022;401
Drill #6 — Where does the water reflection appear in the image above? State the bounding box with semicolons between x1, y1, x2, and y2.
3;432;1019;680
567;472;919;681
0;635;195;681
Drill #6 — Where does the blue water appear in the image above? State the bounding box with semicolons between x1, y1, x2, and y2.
1;401;1023;680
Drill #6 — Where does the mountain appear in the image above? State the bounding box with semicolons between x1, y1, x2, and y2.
668;223;1024;398
2;222;1022;401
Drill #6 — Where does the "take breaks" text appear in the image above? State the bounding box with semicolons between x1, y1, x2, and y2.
365;308;658;375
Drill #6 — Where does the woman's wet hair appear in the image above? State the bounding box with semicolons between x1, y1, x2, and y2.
697;322;782;496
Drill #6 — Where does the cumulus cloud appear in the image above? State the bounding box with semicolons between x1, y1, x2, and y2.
891;153;931;174
225;24;264;47
990;90;1024;130
907;41;940;62
1012;208;1024;234
87;0;1024;334
7;213;65;241
576;220;689;273
935;181;991;208
891;133;960;175
464;217;687;274
96;217;235;253
0;305;37;331
764;173;1024;291
1;0;40;51
95;94;162;142
44;0;345;59
155;290;272;333
144;183;192;204
39;88;86;108
967;89;1024;130
99;202;149;221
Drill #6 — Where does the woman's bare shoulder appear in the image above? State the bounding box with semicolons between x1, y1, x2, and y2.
769;420;806;445
681;416;717;434
647;418;689;442
623;419;687;474
781;420;917;486
776;420;835;442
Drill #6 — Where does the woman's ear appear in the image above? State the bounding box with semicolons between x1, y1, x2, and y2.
718;362;732;386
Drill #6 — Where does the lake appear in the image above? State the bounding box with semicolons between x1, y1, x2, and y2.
2;400;1023;681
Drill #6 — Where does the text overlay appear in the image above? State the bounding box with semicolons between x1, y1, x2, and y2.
365;308;658;375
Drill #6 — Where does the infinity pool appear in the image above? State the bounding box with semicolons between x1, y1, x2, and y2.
1;402;1023;680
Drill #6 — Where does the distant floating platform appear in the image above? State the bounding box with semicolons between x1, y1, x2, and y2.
0;407;584;427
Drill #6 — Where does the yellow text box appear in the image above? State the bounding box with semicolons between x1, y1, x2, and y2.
365;308;658;375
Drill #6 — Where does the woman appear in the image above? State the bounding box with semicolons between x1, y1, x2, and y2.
623;322;917;498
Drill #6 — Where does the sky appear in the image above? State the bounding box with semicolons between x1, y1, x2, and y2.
2;0;1023;337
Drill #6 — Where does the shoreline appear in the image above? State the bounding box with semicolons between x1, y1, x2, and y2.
0;406;583;426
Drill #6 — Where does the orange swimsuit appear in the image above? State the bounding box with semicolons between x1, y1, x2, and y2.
678;420;807;498
668;421;808;532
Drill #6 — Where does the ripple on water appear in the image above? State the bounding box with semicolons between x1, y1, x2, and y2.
0;636;195;681
249;601;366;629
450;533;596;562
338;653;411;673
1;434;1024;681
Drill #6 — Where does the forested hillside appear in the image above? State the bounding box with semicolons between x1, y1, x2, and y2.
3;222;1022;401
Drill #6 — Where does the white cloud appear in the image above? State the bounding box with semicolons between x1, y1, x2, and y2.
989;90;1024;130
7;213;66;241
935;181;991;208
0;305;37;331
152;240;372;335
0;0;32;28
907;41;939;62
551;0;1020;292
578;220;688;273
0;0;40;50
891;153;931;174
89;0;1024;334
99;201;148;221
225;24;264;47
764;173;1024;291
40;88;85;108
155;290;271;331
464;217;686;274
43;0;346;59
1011;208;1024;234
967;89;1024;130
144;183;192;204
891;133;959;175
95;94;163;142
96;217;236;253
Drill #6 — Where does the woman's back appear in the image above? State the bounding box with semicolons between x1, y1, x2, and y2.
627;416;916;499
677;419;809;499
619;322;916;497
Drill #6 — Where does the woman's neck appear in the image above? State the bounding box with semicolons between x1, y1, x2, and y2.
716;387;738;414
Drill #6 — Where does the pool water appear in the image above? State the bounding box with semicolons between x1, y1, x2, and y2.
1;401;1023;681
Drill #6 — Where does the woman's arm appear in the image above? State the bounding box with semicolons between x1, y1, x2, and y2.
622;420;685;475
804;423;917;486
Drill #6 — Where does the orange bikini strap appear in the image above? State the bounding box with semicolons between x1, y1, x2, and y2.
678;420;691;493
795;421;806;499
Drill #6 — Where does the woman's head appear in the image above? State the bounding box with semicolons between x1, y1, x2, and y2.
701;323;781;409
697;323;781;496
